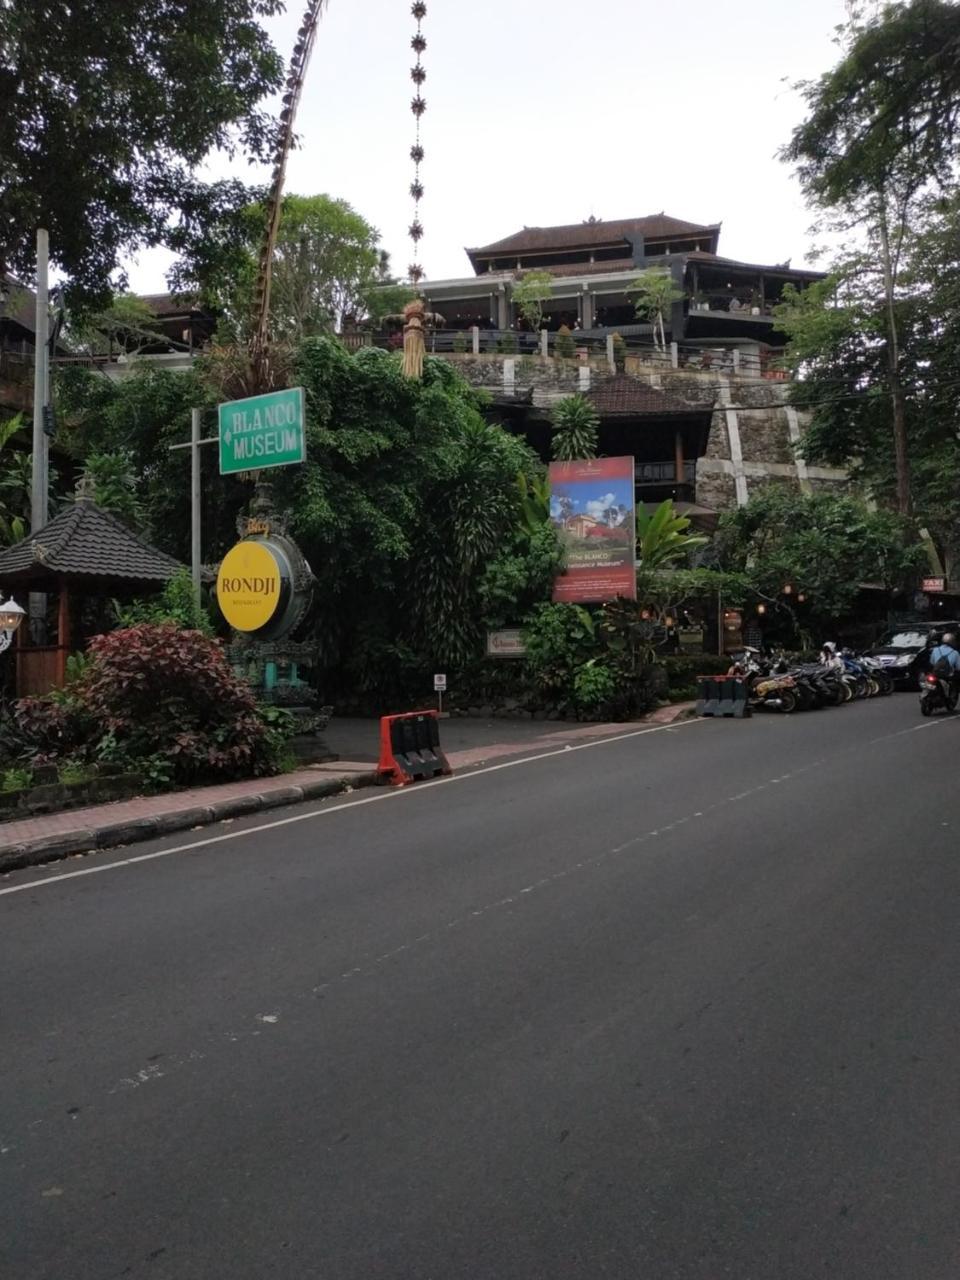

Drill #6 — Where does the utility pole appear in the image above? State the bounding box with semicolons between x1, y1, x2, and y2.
190;407;202;601
168;409;218;607
29;229;49;644
30;228;49;532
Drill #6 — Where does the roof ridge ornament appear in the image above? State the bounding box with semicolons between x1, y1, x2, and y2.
74;473;97;503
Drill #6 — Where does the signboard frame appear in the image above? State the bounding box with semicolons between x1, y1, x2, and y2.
486;629;526;658
549;456;637;604
218;386;306;476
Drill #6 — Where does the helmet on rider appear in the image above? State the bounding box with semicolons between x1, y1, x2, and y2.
943;632;957;648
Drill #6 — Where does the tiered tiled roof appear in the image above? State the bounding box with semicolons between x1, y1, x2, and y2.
0;499;183;586
587;375;701;417
468;214;720;258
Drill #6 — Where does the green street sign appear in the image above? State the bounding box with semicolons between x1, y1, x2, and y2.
218;387;306;475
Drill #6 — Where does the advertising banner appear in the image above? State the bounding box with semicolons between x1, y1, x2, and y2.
549;456;637;603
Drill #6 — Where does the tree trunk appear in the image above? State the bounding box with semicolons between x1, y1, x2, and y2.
877;202;911;515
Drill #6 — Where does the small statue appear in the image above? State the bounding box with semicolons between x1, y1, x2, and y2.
401;297;426;380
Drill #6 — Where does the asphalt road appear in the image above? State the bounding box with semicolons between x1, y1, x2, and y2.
2;697;959;1279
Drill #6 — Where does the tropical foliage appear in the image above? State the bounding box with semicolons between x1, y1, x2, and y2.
550;395;599;461
636;499;709;570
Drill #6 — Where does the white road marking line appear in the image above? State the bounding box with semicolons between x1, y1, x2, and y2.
0;719;703;897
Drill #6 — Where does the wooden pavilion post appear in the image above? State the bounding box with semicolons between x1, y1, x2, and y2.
56;576;70;686
675;430;685;491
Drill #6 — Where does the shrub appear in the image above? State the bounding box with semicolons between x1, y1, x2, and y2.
58;760;95;786
115;567;213;635
497;330;518;354
452;330;468;354
555;325;575;359
2;766;32;792
522;603;596;702
80;624;288;785
12;694;91;759
573;661;617;710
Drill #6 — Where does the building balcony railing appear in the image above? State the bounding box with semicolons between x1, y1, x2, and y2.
339;329;792;381
636;461;697;485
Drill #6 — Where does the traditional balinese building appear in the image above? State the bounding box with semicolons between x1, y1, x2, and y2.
421;212;822;350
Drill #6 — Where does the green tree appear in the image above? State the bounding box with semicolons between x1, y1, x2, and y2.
65;295;169;358
774;193;960;570
551;395;599;460
512;270;554;333
0;1;284;306
628;268;685;351
55;362;240;562
0;415;28;544
171;193;399;342
81;451;144;527
781;3;960;514
58;338;559;696
713;488;924;631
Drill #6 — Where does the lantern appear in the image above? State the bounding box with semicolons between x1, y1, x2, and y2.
0;596;25;653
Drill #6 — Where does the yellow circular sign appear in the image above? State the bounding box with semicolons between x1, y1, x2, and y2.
216;540;284;633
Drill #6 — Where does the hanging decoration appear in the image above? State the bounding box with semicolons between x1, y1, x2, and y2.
402;1;427;380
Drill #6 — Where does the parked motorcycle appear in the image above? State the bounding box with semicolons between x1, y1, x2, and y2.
733;651;799;713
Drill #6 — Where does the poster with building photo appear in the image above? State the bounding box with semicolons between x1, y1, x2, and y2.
549;456;637;603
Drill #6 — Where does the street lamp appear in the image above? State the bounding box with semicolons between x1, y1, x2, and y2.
0;596;25;654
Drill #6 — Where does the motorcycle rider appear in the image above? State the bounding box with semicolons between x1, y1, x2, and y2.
820;641;844;671
928;631;960;699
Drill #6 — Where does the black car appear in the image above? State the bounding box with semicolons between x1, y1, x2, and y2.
869;622;960;688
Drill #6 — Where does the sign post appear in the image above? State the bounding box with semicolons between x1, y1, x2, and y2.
218;387;306;476
434;672;447;716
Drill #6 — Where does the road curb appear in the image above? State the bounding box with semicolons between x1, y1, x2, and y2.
0;772;378;874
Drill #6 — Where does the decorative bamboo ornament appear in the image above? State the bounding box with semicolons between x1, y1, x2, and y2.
403;2;427;379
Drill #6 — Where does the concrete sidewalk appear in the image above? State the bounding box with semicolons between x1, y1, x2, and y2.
0;704;693;873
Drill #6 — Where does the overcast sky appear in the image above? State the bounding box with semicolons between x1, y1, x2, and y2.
128;0;849;293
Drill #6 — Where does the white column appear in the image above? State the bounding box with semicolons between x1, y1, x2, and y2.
719;375;749;506
785;404;812;494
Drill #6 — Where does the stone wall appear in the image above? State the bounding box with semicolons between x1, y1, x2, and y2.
440;353;849;511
